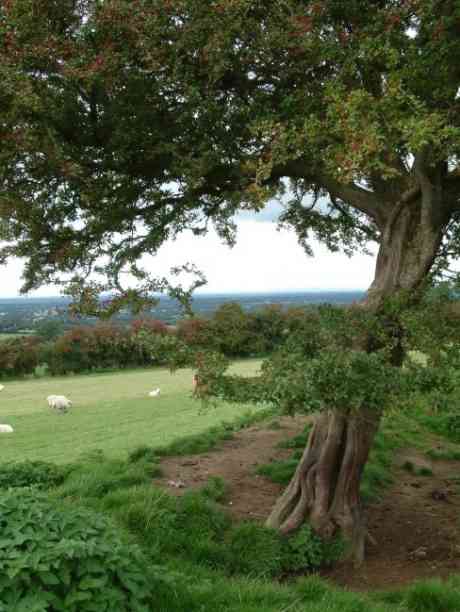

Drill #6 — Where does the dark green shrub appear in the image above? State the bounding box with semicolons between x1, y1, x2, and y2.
0;461;71;489
0;489;159;611
281;525;344;572
131;330;190;369
201;477;228;502
251;305;287;352
210;303;261;357
0;336;42;377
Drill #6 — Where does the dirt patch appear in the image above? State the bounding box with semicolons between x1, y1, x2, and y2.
322;445;460;591
155;415;311;520
154;420;460;591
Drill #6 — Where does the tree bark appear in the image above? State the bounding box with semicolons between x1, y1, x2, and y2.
364;203;445;311
266;194;449;564
266;410;379;565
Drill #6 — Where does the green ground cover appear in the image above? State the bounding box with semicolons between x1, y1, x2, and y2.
0;361;262;463
2;360;460;611
0;332;34;339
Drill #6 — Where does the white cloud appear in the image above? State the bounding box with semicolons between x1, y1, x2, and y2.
0;220;376;297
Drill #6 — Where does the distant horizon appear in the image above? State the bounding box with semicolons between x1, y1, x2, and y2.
0;288;367;300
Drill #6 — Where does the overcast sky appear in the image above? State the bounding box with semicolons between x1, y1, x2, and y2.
0;202;377;297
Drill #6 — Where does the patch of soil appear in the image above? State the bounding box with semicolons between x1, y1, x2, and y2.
155;415;312;520
154;420;460;591
322;445;460;591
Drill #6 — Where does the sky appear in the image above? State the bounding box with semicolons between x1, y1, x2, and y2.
0;201;377;297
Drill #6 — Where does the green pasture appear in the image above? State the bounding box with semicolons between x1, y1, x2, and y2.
0;332;34;339
0;361;262;464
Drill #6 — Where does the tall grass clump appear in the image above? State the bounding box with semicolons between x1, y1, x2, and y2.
0;460;71;490
403;579;460;612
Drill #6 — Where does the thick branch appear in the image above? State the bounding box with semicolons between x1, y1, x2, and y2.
270;160;386;227
320;177;386;229
331;198;380;242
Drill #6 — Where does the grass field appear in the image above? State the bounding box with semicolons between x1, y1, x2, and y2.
0;361;262;464
0;332;34;339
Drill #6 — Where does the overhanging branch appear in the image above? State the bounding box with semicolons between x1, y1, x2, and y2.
269;159;386;228
319;176;386;229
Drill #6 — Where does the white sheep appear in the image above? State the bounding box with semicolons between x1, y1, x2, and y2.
0;424;13;433
148;388;161;398
0;385;4;392
47;395;72;412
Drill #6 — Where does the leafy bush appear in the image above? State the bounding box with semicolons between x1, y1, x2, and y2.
210;303;257;357
0;489;159;611
0;336;42;377
0;461;70;490
48;325;134;375
130;317;169;335
131;330;189;369
201;477;228;502
282;525;344;572
261;347;398;416
176;317;215;349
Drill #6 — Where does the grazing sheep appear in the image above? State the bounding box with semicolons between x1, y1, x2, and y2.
47;395;72;412
0;385;4;392
148;388;161;398
0;424;13;433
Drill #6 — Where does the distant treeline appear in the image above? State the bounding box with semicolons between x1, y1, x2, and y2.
0;291;365;333
0;303;324;378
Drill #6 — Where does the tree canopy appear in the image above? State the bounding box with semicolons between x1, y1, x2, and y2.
1;0;460;305
2;0;460;562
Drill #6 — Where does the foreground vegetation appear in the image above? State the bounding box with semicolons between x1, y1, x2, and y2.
2;399;460;612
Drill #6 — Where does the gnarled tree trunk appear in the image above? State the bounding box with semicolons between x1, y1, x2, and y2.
266;192;449;564
266;410;379;564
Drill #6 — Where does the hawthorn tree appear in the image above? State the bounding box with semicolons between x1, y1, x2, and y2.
1;0;460;562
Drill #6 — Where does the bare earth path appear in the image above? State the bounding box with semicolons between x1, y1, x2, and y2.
154;418;460;591
323;446;460;590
